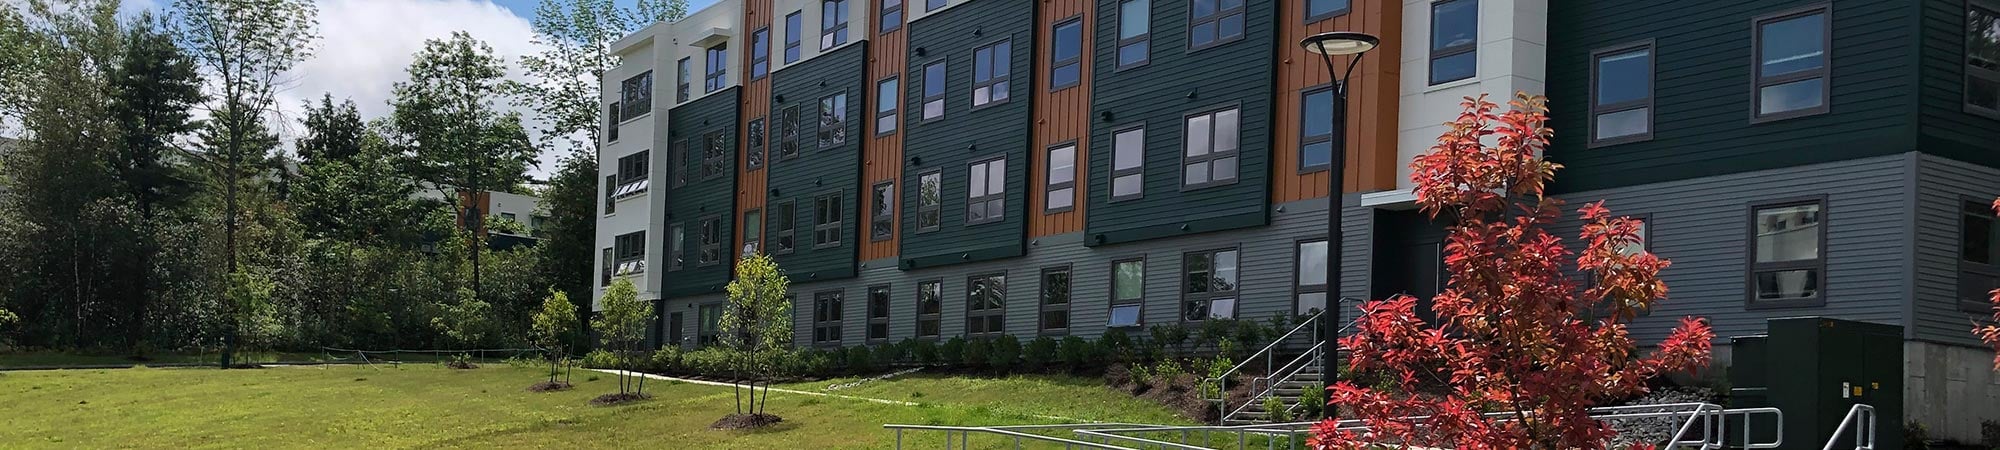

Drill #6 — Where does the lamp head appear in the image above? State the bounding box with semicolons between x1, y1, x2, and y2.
1300;31;1380;56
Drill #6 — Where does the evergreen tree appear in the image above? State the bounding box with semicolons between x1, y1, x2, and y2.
107;12;204;350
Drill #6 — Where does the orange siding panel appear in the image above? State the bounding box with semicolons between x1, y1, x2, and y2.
860;2;910;261
1272;0;1401;204
1029;0;1092;238
736;0;775;254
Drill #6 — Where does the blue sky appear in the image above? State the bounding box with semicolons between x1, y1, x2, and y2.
488;0;725;23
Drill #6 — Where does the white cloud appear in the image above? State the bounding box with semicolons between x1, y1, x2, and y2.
275;0;559;179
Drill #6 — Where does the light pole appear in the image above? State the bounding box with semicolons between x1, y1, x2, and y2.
1300;31;1378;420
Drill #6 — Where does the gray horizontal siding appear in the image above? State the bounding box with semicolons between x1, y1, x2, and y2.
1913;153;1998;346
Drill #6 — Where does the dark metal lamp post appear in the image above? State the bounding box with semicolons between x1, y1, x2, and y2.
1300;30;1378;420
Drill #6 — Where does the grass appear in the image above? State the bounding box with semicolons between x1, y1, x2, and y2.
0;349;540;369
0;364;1191;449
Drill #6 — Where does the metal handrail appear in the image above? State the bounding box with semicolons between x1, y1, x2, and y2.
1077;403;1758;449
882;423;1153;450
1821;404;1876;450
1222;340;1323;422
1205;300;1359;424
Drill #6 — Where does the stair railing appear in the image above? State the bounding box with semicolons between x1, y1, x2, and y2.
1222;339;1324;422
1206;299;1360;424
1821;404;1876;450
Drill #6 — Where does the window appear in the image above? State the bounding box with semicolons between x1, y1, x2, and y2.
1749;198;1826;306
876;77;899;135
698;303;722;346
1962;200;1998;311
703;131;727;179
699;216;722;266
819;92;848;148
813;192;842;248
751;28;771;80
1967;3;2000;117
613;151;650;198
1051;19;1083;90
1182;248;1239;321
670;140;689;188
1039;267;1071;333
743;209;762;255
1187;0;1244;50
622;71;654;117
880;0;902;33
916;280;942;338
704;44;728;94
603;175;617;214
1300;87;1334;172
1307;0;1350;22
1752;5;1830;120
813;290;844;345
676;58;691;102
1045;144;1076;213
615;231;646;265
966;273;1006;336
1295;240;1328;315
1116;0;1150;69
778;105;801;161
1183;107;1240;188
667;224;685;271
867;286;891;341
871;181;894;241
967;157;1006;225
926;0;944;12
784;11;803;64
1111;126;1145;200
1590;42;1654;145
606;102;622;142
1429;0;1477;85
972;40;1011;107
1109;259;1144;327
600;247;614;285
747;118;766;171
921;61;946;121
774;200;797;254
1615;216;1650;257
821;0;849;50
916;171;942;232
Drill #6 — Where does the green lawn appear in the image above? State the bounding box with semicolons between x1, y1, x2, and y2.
0;364;1188;449
0;351;330;368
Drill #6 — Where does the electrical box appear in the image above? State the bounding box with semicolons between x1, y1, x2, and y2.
1729;317;1903;450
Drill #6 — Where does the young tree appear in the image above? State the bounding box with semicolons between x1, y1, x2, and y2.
1309;94;1714;450
593;278;650;398
721;253;792;419
532;289;579;387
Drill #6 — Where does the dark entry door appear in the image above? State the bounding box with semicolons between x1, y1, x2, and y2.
668;312;685;349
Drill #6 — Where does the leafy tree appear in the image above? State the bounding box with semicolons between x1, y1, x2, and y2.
512;0;688;151
295;94;366;163
535;150;599;349
107;13;205;351
1308;94;1714;450
593;278;650;397
432;287;496;350
721;253;792;418
532;290;579;385
1982;200;2000;370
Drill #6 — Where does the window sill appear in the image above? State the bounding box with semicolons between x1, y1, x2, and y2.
1965;103;2000;122
1744;297;1825;310
1423;77;1480;94
619;112;652;125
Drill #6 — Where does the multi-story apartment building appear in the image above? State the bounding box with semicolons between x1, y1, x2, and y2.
597;0;2000;439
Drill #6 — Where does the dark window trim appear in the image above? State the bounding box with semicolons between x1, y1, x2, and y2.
964;272;1008;337
870;180;895;242
600;247;614;286
750;27;771;81
1428;0;1477;86
1108;257;1147;329
773;199;797;255
697;302;724;346
1749;3;1834;124
1744;195;1830;309
821;0;850;51
1179;103;1242;191
778;104;803;162
742;208;763;254
1959;196;1999;312
866;284;892;342
670;139;689;188
698;215;723;267
1587;39;1657;148
784;11;804;64
812;191;844;249
1967;1;2000;120
915;278;943;339
747;117;766;171
970;38;1014;111
1293;238;1330;316
1114;0;1151;71
704;44;728;94
920;59;948;123
965;155;1008;226
667;223;685;271
703;130;729;180
812;289;845;346
876;76;900;137
879;0;903;34
926;0;945;12
606;102;622;142
623;70;655;117
818;91;850;150
1050;16;1084;92
1184;0;1245;52
1305;0;1352;24
1180;246;1242;323
1298;83;1334;174
1044;141;1079;214
915;170;943;233
602;175;617;215
1038;265;1073;335
677;58;691;103
1109;123;1147;202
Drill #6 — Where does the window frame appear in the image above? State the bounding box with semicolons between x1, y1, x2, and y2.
1744;195;1830;309
1115;0;1151;71
813;191;844;249
751;27;771;80
1180;105;1242;190
1044;142;1078;214
742;209;763;255
870;181;895;241
880;0;903;34
1293;239;1330;316
1960;197;1999;312
812;289;844;346
821;0;850;51
703;130;728;180
1050;17;1084;92
698;215;722;267
774;199;797;255
867;285;892;342
1306;0;1351;24
1108;257;1146;328
676;58;691;102
1966;1;2000;119
916;170;943;233
1110;123;1146;202
819;91;850;149
1038;266;1072;335
623;71;655;117
876;76;900;136
1185;0;1245;51
670;139;690;188
667;223;686;271
1749;3;1833;123
603;175;617;215
1180;247;1241;323
1427;0;1477;86
964;272;1007;338
704;44;728;94
784;11;803;64
926;0;945;12
1588;40;1657;147
915;279;942;339
606;101;622;142
971;38;1013;109
747;117;766;171
778;105;802;162
600;247;614;286
1298;85;1335;174
698;303;723;346
920;60;947;122
966;156;1008;226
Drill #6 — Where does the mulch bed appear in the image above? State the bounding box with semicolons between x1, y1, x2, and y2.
445;361;479;370
526;381;573;392
710;413;784;430
590;392;652;406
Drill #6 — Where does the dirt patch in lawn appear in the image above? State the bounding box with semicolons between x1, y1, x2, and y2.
589;392;652;406
445;360;479;370
710;413;784;430
526;381;572;392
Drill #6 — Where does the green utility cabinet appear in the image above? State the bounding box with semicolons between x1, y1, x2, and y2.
1730;317;1903;449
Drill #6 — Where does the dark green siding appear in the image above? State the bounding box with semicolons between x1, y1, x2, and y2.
1917;0;2000;165
898;0;1034;270
1545;0;1919;193
769;42;868;281
1083;0;1275;246
664;88;741;298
